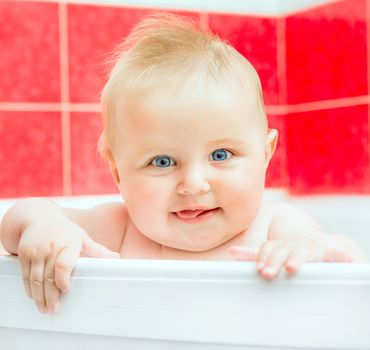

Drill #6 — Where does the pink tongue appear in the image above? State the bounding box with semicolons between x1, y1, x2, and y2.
177;209;205;219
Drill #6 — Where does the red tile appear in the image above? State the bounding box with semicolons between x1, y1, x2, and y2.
0;111;63;198
286;0;367;103
265;114;288;188
208;14;278;105
70;112;118;195
68;5;200;103
0;2;60;102
286;105;370;194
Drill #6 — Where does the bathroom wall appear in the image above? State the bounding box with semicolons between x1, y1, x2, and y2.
0;0;369;197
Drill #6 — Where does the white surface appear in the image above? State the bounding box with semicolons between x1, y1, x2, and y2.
27;0;341;16
0;257;370;349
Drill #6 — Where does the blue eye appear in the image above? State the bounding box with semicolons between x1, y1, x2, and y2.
151;156;175;168
211;149;232;161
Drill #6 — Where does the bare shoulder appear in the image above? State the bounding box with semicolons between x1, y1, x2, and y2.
65;202;129;253
0;222;9;255
267;202;321;240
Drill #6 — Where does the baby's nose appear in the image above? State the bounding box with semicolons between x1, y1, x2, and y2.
176;168;211;195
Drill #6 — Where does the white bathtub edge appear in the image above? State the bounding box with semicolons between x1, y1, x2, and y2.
1;256;370;349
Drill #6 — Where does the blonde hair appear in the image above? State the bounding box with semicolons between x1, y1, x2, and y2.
100;13;266;157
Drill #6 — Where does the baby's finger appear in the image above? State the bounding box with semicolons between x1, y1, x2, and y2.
285;236;330;273
30;254;48;313
54;245;81;293
261;245;291;280
323;240;351;262
81;236;120;258
228;246;258;261
256;241;280;272
285;244;319;274
44;246;61;314
18;250;32;298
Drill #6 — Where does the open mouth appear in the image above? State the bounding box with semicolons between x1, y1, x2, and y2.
173;208;220;223
176;209;212;218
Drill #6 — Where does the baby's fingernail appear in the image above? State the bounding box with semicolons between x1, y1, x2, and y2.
51;304;59;314
38;305;48;314
257;262;264;271
285;263;297;273
263;267;276;277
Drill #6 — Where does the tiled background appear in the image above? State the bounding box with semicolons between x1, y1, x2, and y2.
0;0;369;198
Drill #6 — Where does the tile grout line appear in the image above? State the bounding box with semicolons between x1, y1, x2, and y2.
59;2;72;196
0;102;101;112
266;95;370;114
277;17;287;105
199;10;208;30
1;96;369;114
276;15;289;188
366;0;370;191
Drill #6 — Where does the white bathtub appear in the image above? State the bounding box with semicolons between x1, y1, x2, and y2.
0;191;370;350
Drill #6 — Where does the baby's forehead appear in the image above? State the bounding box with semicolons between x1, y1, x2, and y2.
125;83;260;122
116;85;266;149
109;70;268;153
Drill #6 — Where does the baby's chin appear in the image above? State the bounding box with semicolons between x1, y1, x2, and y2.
154;231;239;252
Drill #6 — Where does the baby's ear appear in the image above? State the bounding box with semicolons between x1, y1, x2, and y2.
264;128;278;168
98;135;120;185
106;150;120;186
109;159;120;186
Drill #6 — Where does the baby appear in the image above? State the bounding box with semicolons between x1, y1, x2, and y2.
0;13;367;314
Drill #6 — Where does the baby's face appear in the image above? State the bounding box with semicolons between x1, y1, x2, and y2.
111;86;276;252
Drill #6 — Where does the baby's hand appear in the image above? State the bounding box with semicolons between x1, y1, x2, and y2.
229;233;365;280
18;220;119;314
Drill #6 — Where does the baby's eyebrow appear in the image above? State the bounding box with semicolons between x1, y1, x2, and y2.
207;138;247;147
137;147;178;159
136;139;247;160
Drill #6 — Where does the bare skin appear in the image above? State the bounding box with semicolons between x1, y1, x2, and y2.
0;88;367;314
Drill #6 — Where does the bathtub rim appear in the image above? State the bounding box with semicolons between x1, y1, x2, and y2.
1;255;370;282
1;256;370;349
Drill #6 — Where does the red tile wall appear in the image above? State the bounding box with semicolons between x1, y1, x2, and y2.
70;112;117;194
286;105;370;194
68;5;151;103
286;0;367;104
0;2;60;102
0;111;63;197
284;0;369;194
0;0;369;197
208;14;279;105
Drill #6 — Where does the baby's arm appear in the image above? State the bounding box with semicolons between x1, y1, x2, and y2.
0;198;126;313
0;222;9;255
230;203;367;279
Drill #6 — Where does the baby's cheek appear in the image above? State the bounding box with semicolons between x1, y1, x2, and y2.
133;189;159;212
126;182;169;224
220;174;263;222
127;182;177;245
